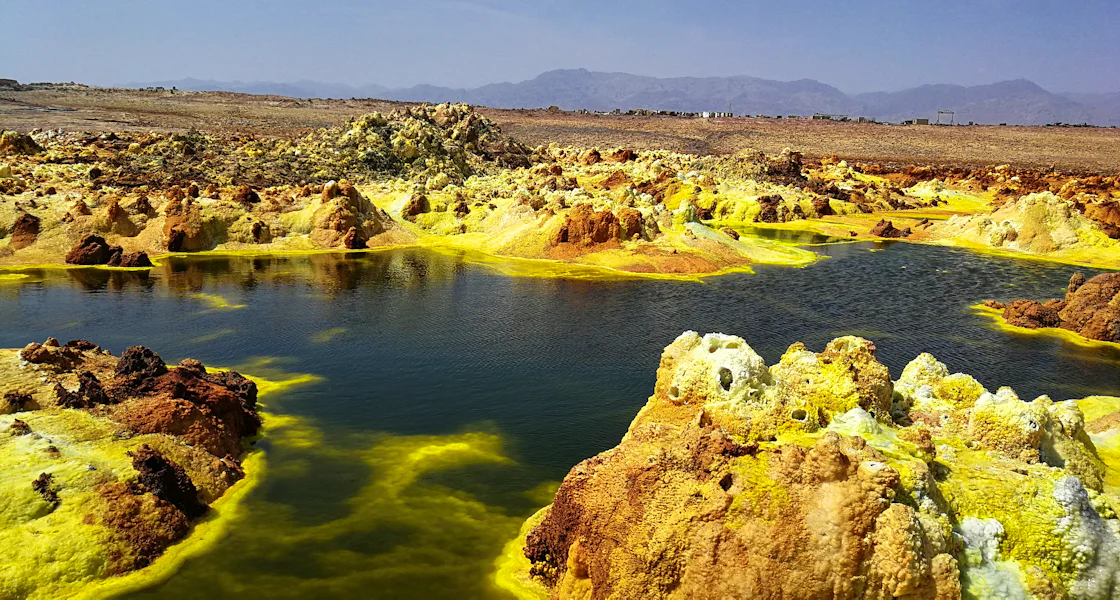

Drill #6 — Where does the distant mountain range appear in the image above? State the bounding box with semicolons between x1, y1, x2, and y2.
124;70;1120;126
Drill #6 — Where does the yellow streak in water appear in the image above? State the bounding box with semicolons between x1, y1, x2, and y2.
189;292;246;311
188;328;236;344
310;327;347;343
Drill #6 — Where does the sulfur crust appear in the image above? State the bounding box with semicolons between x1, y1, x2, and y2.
0;354;320;600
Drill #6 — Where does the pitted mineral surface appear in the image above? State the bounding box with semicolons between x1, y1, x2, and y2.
501;332;1120;600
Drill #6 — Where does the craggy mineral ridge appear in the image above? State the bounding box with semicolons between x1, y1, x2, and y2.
502;332;1120;599
986;272;1120;343
8;104;1120;275
0;339;259;599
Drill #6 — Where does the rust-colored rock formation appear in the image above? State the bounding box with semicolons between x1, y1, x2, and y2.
62;232;151;267
4;338;262;582
505;331;1120;599
65;233;116;265
870;219;912;238
552;204;621;246
10;212;40;249
989;272;1120;342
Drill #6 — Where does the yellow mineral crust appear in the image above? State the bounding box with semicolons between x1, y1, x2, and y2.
501;332;1120;599
925;192;1120;269
0;343;316;600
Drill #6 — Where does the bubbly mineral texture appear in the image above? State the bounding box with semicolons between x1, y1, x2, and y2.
502;332;1120;599
0;339;260;598
986;272;1120;343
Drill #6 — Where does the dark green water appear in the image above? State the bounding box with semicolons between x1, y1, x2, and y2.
1;242;1118;598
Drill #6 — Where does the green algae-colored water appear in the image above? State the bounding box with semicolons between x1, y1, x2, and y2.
2;241;1118;599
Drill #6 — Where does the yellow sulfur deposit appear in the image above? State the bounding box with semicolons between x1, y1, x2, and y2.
500;331;1120;599
0;342;318;600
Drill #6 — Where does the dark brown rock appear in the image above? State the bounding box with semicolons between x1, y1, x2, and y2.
10;213;40;250
812;196;833;217
402;193;430;219
343;226;367;249
65;233;119;265
232;185;259;204
1003;299;1064;329
993;273;1120;343
129;445;207;519
869;219;911;238
3;391;33;412
115;346;169;382
32;473;59;505
552;204;621;246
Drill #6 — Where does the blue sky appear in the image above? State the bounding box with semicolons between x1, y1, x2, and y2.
3;0;1118;93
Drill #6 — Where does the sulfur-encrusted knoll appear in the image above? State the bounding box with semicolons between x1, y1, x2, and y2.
0;339;262;600
498;332;1120;599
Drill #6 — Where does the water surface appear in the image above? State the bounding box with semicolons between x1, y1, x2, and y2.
1;242;1117;599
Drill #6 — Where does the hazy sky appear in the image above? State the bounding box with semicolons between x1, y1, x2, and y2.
3;0;1118;93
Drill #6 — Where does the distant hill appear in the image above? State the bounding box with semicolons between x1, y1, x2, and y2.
1062;92;1120;127
123;70;1120;126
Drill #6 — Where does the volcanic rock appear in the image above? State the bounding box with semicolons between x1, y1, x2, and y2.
129;445;207;519
551;204;620;246
10;212;40;250
994;272;1120;342
870;219;911;238
64;233;120;265
505;331;1120;599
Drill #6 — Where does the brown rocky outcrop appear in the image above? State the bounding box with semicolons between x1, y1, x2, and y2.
1002;298;1064;329
65;233;117;265
10;212;40;249
311;181;387;247
870;219;911;238
129;444;208;519
343;226;368;249
401;192;430;219
164;203;207;252
811;196;834;217
514;333;965;599
231;185;260;204
107;346;260;456
1083;201;1120;239
552;204;621;246
61;233;150;266
607;148;637;163
601;170;633;191
754;194;784;223
992;272;1120;342
6;338;263;578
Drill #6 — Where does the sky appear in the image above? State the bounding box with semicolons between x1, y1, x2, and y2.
2;0;1118;93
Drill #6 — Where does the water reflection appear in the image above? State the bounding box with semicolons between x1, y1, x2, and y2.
0;244;1118;599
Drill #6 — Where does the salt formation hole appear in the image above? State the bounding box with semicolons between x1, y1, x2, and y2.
726;342;741;349
718;368;733;392
791;408;808;422
669;385;680;400
718;472;734;492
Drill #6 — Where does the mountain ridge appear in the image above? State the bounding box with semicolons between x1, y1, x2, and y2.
121;69;1119;126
